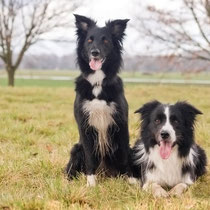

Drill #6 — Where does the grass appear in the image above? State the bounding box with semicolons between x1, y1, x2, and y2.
0;78;74;87
1;69;210;81
0;84;210;209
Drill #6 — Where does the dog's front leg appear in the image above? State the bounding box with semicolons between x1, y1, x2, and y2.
85;147;99;187
85;153;99;187
143;182;169;198
113;122;131;176
169;183;188;196
81;128;100;187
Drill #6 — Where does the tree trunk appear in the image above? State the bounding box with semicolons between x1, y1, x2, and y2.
7;67;15;87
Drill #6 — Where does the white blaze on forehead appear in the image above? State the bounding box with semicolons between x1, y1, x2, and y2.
161;106;176;143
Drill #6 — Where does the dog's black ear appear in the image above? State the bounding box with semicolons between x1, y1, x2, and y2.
175;101;202;115
74;14;96;32
135;100;161;117
106;19;129;40
175;101;202;126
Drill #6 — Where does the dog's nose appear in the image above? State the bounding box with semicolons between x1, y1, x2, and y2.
91;49;100;57
161;131;170;139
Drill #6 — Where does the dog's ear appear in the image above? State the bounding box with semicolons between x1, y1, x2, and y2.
106;19;129;40
74;14;96;32
175;101;202;126
175;101;202;115
135;100;161;118
176;101;202;115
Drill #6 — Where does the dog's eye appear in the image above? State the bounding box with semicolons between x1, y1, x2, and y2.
102;36;109;44
173;119;178;124
154;119;161;124
171;116;179;124
87;39;93;43
104;39;109;44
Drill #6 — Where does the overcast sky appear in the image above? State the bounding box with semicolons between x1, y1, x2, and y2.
28;0;183;56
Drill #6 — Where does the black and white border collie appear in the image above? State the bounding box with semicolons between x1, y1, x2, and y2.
131;100;207;197
66;15;131;186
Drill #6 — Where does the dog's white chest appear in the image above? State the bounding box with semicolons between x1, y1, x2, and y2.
82;99;116;156
86;70;105;97
83;70;117;156
145;145;193;187
82;99;116;130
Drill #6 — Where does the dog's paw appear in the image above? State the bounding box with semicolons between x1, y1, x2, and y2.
143;183;169;198
87;175;97;187
128;177;139;185
169;183;187;197
152;185;169;198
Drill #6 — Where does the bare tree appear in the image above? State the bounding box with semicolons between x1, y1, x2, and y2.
0;0;79;86
134;0;210;65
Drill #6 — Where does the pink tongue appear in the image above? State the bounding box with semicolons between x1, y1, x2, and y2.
89;59;102;71
160;141;172;159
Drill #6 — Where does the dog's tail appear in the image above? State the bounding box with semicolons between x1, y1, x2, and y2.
66;143;86;180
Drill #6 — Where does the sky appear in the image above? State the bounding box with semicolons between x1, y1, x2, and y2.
28;0;183;56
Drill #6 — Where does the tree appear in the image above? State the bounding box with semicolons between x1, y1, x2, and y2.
0;0;78;86
134;0;210;64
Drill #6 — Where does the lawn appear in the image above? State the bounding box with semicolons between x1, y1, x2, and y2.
2;69;210;81
0;84;210;209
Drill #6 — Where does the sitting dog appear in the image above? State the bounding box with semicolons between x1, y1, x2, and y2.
66;15;131;186
131;100;207;197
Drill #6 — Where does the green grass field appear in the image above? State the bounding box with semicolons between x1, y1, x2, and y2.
0;78;74;87
1;69;210;82
0;84;210;209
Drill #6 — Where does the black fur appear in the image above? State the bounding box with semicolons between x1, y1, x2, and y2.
66;15;131;180
131;100;207;187
66;144;85;179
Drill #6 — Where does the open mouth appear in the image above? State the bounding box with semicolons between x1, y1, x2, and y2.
159;141;173;160
89;58;105;71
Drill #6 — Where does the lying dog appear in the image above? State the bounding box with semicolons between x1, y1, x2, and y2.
66;15;131;186
131;100;207;197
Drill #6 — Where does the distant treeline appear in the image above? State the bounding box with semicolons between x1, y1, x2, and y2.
0;53;209;72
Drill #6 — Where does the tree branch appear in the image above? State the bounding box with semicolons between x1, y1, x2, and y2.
133;0;210;63
186;0;210;45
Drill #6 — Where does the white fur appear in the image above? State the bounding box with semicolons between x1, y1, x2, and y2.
128;177;139;185
139;144;194;188
87;175;96;187
134;143;148;165
184;147;197;167
92;86;102;97
169;183;188;196
160;106;176;143
143;183;169;198
86;70;105;97
83;99;116;131
83;99;116;156
86;69;105;86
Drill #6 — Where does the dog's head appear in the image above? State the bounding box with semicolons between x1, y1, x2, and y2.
74;14;129;72
135;100;202;159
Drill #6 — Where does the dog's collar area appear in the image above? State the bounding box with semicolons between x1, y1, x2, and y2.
86;69;105;87
95;82;101;87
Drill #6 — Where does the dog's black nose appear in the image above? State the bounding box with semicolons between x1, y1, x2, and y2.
161;131;170;139
91;49;100;57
